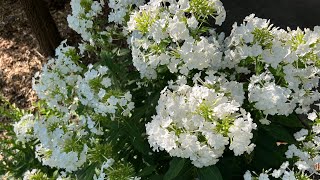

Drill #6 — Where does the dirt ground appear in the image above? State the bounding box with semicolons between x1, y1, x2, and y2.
0;0;74;110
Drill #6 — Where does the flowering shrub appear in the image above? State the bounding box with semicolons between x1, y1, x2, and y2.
1;0;320;179
127;0;225;79
146;74;256;168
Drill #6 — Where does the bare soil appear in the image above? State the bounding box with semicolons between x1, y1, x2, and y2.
0;0;74;110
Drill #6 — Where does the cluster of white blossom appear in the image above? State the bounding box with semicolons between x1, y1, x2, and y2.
17;40;135;172
23;169;50;180
22;162;86;179
244;153;314;180
76;64;134;118
67;0;105;43
127;0;225;79
248;72;295;116
13;114;35;143
33;41;134;117
33;40;83;113
244;112;320;180
68;0;146;54
243;162;298;180
93;158;141;180
285;112;320;175
223;14;272;69
37;113;93;172
146;74;256;167
15;112;90;172
224;14;320;116
93;158;115;180
203;71;246;105
23;169;39;180
108;0;145;25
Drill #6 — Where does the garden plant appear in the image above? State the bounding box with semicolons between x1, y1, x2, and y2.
1;0;320;179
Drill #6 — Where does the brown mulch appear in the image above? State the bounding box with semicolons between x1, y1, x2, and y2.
0;0;74;111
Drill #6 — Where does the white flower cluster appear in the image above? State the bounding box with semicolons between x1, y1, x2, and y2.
244;113;320;180
67;0;105;42
23;169;49;180
39;115;91;171
34;143;88;173
127;0;225;79
248;72;295;116
33;41;134;117
17;113;89;172
19;41;135;172
243;162;297;180
33;40;83;113
203;71;246;105
93;158;142;180
93;158;115;180
13;114;35;143
146;74;256;167
285;114;320;175
224;14;320;116
108;0;145;25
77;65;134;118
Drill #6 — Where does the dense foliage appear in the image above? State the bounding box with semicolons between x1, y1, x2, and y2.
1;0;320;179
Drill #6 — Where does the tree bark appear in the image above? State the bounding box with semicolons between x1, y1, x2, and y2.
19;0;61;57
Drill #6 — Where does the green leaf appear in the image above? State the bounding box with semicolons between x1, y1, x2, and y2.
123;121;150;155
52;170;59;178
163;158;186;180
270;114;304;128
262;124;296;144
76;163;97;180
150;175;164;180
117;48;131;56
217;156;243;180
250;129;287;171
197;165;223;180
173;160;196;180
138;165;157;176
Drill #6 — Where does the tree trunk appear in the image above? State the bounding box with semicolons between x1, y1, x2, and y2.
19;0;61;57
